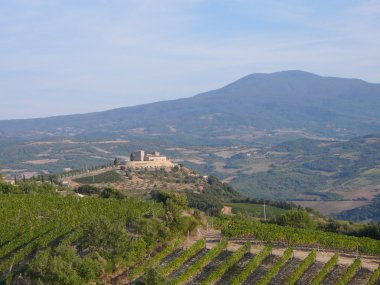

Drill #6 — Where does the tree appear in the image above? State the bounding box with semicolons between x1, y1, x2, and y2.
113;157;120;167
0;180;17;194
76;185;100;196
277;209;315;229
27;245;102;285
79;216;147;266
100;187;124;199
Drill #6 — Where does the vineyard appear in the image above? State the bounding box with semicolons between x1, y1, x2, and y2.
117;217;380;285
219;216;380;255
0;193;198;284
1;192;380;284
122;239;380;285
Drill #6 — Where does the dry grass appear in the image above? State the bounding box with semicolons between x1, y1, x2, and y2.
365;137;380;144
333;188;380;200
241;163;271;174
66;167;204;194
94;140;129;144
186;158;206;165
293;201;370;215
24;159;59;165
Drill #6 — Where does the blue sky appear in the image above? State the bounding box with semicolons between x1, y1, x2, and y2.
1;0;380;119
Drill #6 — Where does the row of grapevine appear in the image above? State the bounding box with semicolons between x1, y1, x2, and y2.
0;224;74;276
171;239;228;285
0;194;174;283
311;253;339;285
161;239;206;277
200;242;251;285
367;264;380;285
129;238;184;280
285;249;316;285
221;217;380;255
230;245;272;285
58;228;84;246
336;258;361;285
1;226;84;283
256;247;294;285
168;243;378;285
0;222;54;260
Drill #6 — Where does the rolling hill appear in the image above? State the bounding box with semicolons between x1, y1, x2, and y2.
228;134;380;200
0;70;380;142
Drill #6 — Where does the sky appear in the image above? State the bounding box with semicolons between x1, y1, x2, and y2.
0;0;380;120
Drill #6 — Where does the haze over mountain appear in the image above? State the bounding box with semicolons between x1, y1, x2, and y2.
1;70;380;142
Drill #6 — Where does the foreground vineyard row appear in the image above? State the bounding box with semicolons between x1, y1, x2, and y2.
127;239;380;285
1;194;380;284
0;194;188;284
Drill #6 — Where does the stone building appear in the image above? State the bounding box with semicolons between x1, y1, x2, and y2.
126;150;174;168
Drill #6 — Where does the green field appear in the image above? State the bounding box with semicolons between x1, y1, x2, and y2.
73;170;122;184
226;203;287;219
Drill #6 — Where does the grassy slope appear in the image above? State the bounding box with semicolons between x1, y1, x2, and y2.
73;170;122;184
226;203;287;219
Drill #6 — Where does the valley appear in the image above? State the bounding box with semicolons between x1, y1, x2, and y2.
1;133;380;220
1;71;380;222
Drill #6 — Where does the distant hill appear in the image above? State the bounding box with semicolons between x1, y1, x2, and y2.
1;70;380;141
229;134;380;201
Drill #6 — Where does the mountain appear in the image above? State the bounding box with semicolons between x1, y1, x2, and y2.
1;70;380;141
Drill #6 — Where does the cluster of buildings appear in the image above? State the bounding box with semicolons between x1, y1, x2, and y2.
125;150;174;168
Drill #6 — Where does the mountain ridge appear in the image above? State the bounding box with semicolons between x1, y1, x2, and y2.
1;70;380;140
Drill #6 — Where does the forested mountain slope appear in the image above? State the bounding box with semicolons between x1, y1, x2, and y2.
1;71;380;141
